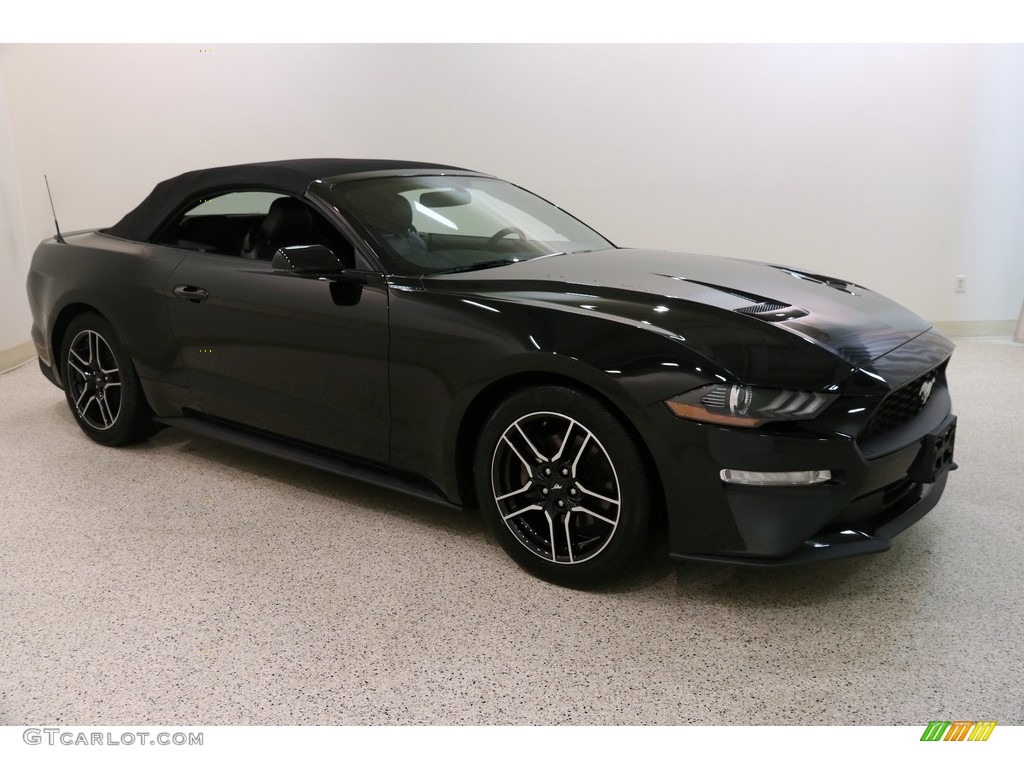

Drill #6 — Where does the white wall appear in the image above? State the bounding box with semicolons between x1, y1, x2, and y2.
1;44;1022;350
955;45;1024;326
0;54;31;352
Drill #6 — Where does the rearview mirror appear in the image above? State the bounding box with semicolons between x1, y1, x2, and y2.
419;187;471;208
272;245;343;273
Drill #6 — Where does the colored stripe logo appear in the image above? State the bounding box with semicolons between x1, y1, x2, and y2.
921;720;997;741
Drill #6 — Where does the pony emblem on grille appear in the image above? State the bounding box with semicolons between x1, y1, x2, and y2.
919;377;935;405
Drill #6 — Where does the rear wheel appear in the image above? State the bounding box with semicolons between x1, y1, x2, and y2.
60;313;152;446
475;385;652;587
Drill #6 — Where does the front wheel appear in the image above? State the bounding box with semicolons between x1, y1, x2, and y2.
474;386;653;587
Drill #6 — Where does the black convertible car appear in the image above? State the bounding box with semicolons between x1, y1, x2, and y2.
26;158;957;585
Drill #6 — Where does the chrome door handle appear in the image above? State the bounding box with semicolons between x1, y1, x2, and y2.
173;285;209;303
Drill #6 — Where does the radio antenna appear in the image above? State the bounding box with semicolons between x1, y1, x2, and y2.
44;175;66;244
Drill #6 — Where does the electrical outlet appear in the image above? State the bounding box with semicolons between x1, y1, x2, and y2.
954;275;966;293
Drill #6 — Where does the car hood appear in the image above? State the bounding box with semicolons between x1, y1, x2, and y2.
431;248;932;370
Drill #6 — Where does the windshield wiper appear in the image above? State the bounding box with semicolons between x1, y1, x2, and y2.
433;258;523;275
535;249;594;260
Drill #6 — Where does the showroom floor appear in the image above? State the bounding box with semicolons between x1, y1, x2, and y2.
0;337;1021;726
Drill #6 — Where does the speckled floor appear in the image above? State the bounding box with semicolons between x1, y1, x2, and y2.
0;337;1021;725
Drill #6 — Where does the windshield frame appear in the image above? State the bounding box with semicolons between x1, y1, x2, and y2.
318;172;615;277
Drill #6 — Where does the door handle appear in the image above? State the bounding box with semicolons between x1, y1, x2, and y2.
173;285;209;303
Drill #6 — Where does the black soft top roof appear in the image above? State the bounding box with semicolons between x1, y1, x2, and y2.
104;158;471;242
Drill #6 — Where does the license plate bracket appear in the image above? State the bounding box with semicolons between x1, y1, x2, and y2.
907;416;957;484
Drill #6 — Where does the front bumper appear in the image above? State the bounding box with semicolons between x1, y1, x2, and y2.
649;387;957;566
674;464;951;567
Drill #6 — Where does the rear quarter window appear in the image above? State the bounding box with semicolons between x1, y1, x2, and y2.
185;191;286;216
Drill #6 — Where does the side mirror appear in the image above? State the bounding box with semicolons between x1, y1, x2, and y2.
272;244;366;306
272;244;343;273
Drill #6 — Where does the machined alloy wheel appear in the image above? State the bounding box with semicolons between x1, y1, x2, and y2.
476;385;653;586
66;329;123;431
491;411;621;564
60;313;152;446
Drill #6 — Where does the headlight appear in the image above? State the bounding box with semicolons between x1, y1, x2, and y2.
665;384;837;427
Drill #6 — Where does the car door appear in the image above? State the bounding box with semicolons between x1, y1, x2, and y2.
162;191;390;464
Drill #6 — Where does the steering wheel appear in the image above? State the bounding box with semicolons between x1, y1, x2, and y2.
484;226;527;250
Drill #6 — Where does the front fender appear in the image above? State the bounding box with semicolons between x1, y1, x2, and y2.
388;285;724;504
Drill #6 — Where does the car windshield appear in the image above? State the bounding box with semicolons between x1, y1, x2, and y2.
326;175;613;275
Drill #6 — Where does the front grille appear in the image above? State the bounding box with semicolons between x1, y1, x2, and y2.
860;368;939;440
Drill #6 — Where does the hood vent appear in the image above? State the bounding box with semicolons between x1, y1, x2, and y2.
769;266;864;296
652;275;811;322
735;302;809;321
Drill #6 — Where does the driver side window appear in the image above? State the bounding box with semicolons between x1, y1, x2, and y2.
155;190;356;267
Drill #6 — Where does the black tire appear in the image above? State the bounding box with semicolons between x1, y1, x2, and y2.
60;312;152;446
474;385;652;587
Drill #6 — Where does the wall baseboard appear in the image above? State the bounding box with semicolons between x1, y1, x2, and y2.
0;340;36;373
931;320;1017;338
